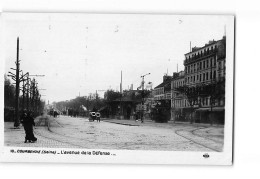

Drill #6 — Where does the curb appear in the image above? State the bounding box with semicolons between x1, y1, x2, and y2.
103;120;140;126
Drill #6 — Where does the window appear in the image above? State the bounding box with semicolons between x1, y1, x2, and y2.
206;72;208;80
213;71;216;79
206;60;209;68
218;61;221;70
200;74;202;81
197;75;199;81
203;73;205;81
203;61;205;69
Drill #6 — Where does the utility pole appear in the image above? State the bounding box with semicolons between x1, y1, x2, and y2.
7;38;22;127
95;89;105;111
26;74;30;111
209;54;215;125
171;79;176;123
15;37;20;127
28;74;45;115
140;73;150;123
120;71;123;119
31;78;36;114
21;72;25;111
17;71;29;112
7;38;29;127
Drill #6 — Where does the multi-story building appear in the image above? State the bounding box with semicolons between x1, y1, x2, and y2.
153;75;172;102
184;37;226;86
171;71;189;121
182;36;226;123
152;75;172;122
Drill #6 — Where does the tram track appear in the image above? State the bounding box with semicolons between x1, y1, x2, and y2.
34;116;86;148
191;127;223;144
34;115;223;151
174;127;222;152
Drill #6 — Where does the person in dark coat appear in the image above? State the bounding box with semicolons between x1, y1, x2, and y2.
96;112;101;122
21;111;37;143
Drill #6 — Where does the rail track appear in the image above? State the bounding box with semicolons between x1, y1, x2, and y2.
34;115;223;151
34;116;86;148
191;127;223;144
175;127;222;152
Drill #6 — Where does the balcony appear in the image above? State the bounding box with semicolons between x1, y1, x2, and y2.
184;49;218;65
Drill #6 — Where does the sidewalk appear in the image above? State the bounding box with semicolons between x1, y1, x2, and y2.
102;118;153;126
102;118;224;128
4;119;76;148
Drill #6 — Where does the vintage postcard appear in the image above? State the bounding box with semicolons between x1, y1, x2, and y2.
0;13;234;165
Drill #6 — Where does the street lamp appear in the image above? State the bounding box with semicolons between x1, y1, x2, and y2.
140;73;151;123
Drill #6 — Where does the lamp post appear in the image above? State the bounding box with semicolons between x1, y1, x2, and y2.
140;73;150;123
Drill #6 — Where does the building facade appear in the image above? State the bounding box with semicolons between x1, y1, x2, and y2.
171;71;190;121
153;75;172;102
152;75;172;122
171;36;226;124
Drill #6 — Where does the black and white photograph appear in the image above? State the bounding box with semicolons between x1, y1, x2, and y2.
0;13;234;165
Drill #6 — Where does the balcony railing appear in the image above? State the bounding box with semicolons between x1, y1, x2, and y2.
184;49;218;65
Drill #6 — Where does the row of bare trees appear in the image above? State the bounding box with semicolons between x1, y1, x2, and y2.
4;75;45;121
175;79;225;123
54;89;151;118
55;92;105;116
4;38;45;127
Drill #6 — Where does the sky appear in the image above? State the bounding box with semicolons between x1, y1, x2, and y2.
3;13;231;103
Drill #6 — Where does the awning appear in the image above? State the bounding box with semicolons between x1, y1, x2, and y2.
195;107;225;112
98;106;109;112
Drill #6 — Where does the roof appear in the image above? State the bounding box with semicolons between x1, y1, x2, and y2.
154;80;171;89
184;37;225;56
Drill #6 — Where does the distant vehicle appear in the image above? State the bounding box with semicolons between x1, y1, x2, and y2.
89;112;101;122
96;112;101;122
89;112;96;121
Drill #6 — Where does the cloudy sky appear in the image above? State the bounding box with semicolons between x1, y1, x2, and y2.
3;13;231;103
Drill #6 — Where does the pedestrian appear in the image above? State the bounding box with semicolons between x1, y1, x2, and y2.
96;112;101;122
20;110;27;126
135;112;139;121
21;111;37;143
133;112;137;122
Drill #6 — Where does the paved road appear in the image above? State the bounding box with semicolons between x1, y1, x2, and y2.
4;115;224;151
